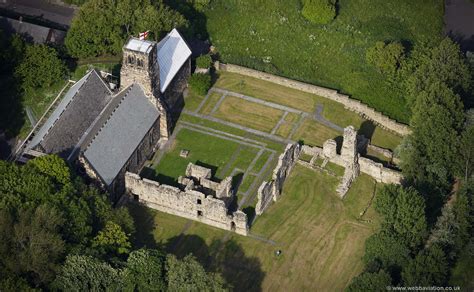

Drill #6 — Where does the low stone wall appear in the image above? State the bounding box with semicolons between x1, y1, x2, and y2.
358;157;403;184
125;172;248;236
256;143;301;215
217;62;410;136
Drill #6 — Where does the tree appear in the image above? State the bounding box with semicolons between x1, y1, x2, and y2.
366;41;405;74
301;0;336;25
402;245;449;286
15;44;67;91
166;254;229;291
363;231;411;276
122;249;167;291
401;82;465;193
375;185;427;248
28;154;72;186
53;255;122;291
188;73;211;95
459;124;474;180
92;221;132;256
406;38;471;104
66;0;187;58
346;270;392;292
0;206;65;287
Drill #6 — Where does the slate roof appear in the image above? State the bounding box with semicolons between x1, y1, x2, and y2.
0;16;66;44
27;70;112;158
156;29;192;93
83;84;160;186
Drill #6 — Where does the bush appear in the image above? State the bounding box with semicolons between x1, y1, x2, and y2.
301;0;336;24
15;44;67;91
196;54;212;68
366;41;405;74
188;73;211;95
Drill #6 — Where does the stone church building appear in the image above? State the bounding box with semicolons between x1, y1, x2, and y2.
22;29;192;199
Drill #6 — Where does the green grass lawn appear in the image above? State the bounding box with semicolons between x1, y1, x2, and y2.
213;96;284;132
134;165;380;291
152;128;261;183
199;91;222;115
204;0;443;122
293;118;341;147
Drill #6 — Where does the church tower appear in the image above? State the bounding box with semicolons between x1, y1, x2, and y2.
120;37;171;140
120;37;160;102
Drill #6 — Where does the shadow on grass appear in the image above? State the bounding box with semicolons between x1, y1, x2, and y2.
165;234;265;291
243;206;256;224
358;120;376;140
195;160;218;177
126;202;159;249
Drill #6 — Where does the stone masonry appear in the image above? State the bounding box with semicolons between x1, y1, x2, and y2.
337;126;360;198
125;163;248;236
300;125;403;198
256;143;302;215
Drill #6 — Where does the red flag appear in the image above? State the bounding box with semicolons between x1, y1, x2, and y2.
139;31;149;40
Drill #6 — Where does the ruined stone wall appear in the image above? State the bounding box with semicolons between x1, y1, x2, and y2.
358;157;403;184
125;172;248;236
256;143;301;215
217;62;410;136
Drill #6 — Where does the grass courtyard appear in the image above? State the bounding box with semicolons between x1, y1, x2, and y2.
185;71;403;151
130;165;380;291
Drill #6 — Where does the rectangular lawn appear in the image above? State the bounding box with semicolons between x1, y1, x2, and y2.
213;96;284;132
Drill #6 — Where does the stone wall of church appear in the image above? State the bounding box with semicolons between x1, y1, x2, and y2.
125;172;249;236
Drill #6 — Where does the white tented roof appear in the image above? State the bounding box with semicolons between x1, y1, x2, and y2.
125;38;154;54
156;28;192;93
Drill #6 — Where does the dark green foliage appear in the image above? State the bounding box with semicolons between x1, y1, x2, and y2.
363;231;411;274
188;73;211;95
166;254;229;291
375;185;427;248
53;255;122;291
459;124;474;180
402;245;448;286
401;82;465;193
66;0;187;58
366;41;405;74
122;249;167;291
196;54;212;68
15;44;67;91
345;270;392;292
406;38;471;105
301;0;336;25
0;206;65;287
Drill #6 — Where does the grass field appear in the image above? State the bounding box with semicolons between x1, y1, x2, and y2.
204;0;444;122
213;96;284;132
213;71;403;150
131;165;380;291
293;118;341;147
152;128;261;183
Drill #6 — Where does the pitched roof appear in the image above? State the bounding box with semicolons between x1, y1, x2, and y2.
27;70;112;158
83;84;160;186
0;16;66;44
156;28;192;93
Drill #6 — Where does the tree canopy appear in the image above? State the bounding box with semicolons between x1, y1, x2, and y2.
366;41;405;74
66;0;188;58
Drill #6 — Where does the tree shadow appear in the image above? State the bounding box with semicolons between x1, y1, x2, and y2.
164;0;209;41
165;234;265;291
126;202;159;249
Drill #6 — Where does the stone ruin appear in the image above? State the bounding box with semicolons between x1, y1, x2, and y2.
300;125;403;198
255;125;404;216
125;163;248;236
255;143;302;215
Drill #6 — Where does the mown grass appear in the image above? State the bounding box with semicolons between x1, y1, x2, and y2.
213;96;284;132
275;121;294;138
153;128;260;182
293;119;341;147
146;165;379;291
183;90;205;112
198;91;222;115
205;0;443;122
